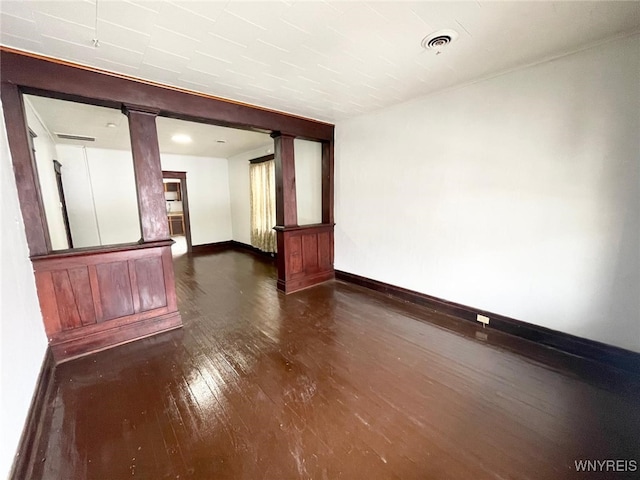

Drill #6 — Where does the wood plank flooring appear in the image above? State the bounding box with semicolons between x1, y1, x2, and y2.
27;250;640;479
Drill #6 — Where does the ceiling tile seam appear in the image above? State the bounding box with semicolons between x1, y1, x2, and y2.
35;11;94;30
0;35;42;48
208;32;248;49
279;59;305;71
223;10;268;31
167;1;225;23
141;62;183;75
256;38;290;53
145;45;191;61
39;33;94;50
98;17;151;38
195;50;233;64
152;24;201;43
1;11;37;24
241;55;271;68
263;72;289;83
184;65;221;78
122;0;161;15
279;18;311;35
95;57;141;71
99;40;146;56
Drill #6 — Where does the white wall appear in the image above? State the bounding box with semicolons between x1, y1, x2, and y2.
55;145;141;247
335;35;640;353
0;101;48;479
228;145;273;245
294;139;323;225
24;99;68;250
161;153;233;245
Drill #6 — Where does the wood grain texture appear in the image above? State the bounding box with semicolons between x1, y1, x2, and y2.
95;261;135;321
21;250;640;480
0;82;50;255
32;244;182;361
134;256;167;311
124;107;170;242
336;269;640;375
272;132;297;227
50;271;83;330
321;140;334;224
275;224;335;293
0;49;333;141
67;267;95;326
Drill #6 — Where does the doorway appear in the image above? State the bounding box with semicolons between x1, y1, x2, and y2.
163;171;192;255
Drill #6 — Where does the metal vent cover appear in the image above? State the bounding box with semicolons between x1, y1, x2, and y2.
55;133;96;142
421;29;459;51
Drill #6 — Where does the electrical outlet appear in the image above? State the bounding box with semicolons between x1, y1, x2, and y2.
477;314;490;326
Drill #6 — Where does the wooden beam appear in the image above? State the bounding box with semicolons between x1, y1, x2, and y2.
0;49;333;141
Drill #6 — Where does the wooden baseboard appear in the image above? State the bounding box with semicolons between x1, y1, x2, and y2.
9;348;55;480
191;241;234;254
278;270;335;294
335;270;640;375
230;240;276;260
191;240;276;260
51;311;182;363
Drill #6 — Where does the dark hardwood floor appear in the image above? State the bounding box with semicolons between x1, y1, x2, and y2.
27;250;640;479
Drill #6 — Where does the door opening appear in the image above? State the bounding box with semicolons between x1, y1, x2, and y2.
163;171;192;255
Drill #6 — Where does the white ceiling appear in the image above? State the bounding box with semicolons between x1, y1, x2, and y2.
25;94;273;157
3;1;640;123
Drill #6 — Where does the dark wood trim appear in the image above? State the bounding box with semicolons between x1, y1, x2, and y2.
231;240;277;260
0;48;333;141
124;106;170;242
53;160;73;249
278;270;335;294
51;311;182;363
249;154;275;165
30;239;173;260
162;171;192;253
335;270;640;375
9;348;55;480
191;241;234;254
1;82;50;255
321;140;334;224
275;223;334;294
273;222;335;232
190;241;276;261
272;132;297;227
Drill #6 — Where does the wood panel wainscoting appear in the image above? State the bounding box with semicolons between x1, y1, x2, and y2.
31;241;181;363
275;224;335;293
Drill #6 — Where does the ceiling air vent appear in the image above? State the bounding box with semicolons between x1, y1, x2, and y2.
55;133;96;142
421;29;459;52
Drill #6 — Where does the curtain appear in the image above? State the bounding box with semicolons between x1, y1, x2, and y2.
250;160;277;252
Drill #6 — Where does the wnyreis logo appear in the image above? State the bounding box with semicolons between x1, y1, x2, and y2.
574;459;637;472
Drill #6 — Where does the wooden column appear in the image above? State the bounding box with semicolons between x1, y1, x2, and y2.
321;139;334;225
1;82;50;255
123;105;170;242
272;132;297;227
272;132;335;293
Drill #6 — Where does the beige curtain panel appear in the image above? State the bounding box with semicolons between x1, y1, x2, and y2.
250;160;277;253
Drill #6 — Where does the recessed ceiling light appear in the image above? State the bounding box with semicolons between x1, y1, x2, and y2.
106;122;117;128
216;139;226;144
171;134;192;144
421;29;459;52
